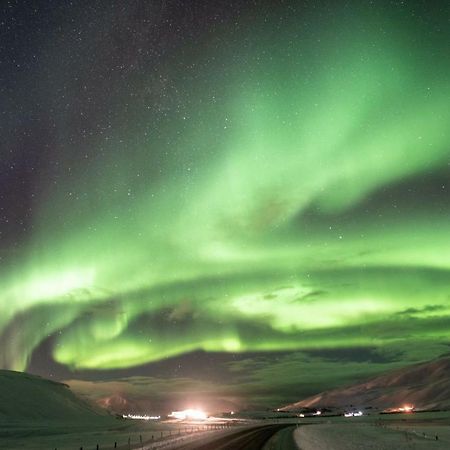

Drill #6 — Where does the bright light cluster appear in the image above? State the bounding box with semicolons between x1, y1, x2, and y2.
123;413;161;420
169;409;207;420
344;411;363;417
398;405;415;413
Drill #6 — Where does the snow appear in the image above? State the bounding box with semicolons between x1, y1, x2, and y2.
0;370;106;422
294;422;450;450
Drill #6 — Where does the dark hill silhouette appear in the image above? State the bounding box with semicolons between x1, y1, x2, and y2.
282;358;450;412
0;370;108;422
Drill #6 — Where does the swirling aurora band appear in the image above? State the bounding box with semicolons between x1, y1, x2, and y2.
1;1;449;377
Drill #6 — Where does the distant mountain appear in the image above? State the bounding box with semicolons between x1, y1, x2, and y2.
0;370;108;422
281;357;450;412
96;394;137;414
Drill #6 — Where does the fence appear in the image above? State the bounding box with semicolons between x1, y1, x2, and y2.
52;423;236;450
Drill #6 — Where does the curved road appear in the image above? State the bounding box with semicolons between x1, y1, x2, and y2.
170;424;295;450
263;425;298;450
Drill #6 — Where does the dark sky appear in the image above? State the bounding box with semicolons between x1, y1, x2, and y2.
1;0;449;413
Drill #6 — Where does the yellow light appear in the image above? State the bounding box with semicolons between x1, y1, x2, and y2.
398;404;414;413
169;409;207;420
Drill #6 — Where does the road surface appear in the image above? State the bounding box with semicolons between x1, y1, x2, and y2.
169;424;294;450
262;425;298;450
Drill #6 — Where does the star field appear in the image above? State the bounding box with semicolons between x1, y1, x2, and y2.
1;0;449;410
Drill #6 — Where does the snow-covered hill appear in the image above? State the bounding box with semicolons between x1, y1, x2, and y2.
282;357;450;412
0;370;108;422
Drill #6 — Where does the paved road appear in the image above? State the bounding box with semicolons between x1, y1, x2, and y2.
170;424;292;450
262;425;298;450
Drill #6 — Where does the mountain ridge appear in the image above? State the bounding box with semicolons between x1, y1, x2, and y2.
281;357;450;412
0;370;109;422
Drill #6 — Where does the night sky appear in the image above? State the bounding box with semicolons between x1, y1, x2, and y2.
1;0;449;413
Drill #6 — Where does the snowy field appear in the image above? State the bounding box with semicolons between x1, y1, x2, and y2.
294;414;450;450
3;413;450;449
0;419;223;450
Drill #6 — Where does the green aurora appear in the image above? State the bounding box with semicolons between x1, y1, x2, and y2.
1;0;449;401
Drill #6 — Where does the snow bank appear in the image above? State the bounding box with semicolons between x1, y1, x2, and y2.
294;423;450;450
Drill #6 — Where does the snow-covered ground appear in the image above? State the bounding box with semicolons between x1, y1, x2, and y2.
0;420;217;450
4;415;450;449
294;421;450;450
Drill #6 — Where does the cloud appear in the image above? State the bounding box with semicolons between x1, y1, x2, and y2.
0;1;449;413
68;340;450;412
68;376;241;414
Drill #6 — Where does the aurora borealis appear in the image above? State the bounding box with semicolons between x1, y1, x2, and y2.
1;0;449;410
